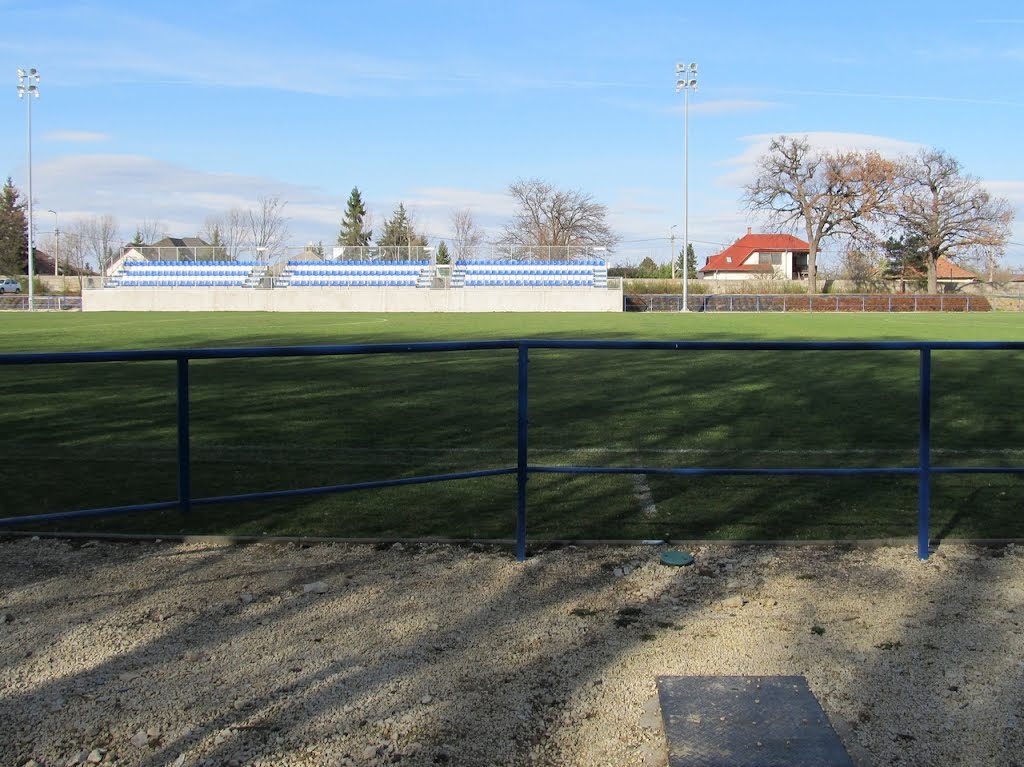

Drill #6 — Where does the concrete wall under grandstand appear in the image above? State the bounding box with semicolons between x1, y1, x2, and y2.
82;285;624;312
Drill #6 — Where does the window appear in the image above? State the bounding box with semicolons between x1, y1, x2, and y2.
759;252;782;266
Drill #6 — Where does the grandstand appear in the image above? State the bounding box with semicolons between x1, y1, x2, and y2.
110;260;266;288
280;260;431;288
86;253;622;312
456;259;607;288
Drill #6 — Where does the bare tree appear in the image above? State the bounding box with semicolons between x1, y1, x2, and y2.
80;214;121;274
247;196;290;263
891;149;1014;293
501;178;617;253
838;246;882;291
137;218;166;244
51;222;92;288
203;209;249;261
451;208;484;262
744;135;898;293
224;208;247;261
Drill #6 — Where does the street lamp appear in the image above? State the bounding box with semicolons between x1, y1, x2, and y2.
17;67;40;310
47;209;58;276
675;62;697;312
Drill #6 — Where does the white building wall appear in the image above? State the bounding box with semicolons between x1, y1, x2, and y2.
82;286;624;312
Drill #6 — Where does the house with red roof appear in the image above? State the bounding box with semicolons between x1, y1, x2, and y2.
886;256;977;292
699;229;811;281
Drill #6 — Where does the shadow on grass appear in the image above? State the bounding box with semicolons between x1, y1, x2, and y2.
3;339;1024;542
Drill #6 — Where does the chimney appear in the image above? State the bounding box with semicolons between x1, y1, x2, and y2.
746;226;752;236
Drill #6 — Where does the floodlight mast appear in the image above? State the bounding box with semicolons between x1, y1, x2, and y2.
675;62;697;312
17;67;40;310
670;224;678;280
48;209;58;276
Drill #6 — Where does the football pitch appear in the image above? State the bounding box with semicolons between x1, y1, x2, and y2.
2;311;1023;542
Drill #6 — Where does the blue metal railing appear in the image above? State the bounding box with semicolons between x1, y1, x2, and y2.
2;339;1023;561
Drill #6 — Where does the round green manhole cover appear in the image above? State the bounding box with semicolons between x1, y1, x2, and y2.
660;550;695;567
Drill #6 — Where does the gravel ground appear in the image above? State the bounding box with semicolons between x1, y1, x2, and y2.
1;537;1022;767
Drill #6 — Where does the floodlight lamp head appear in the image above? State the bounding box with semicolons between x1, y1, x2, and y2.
689;63;698;72
675;79;685;92
675;62;685;74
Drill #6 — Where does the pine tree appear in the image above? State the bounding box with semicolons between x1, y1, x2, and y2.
883;234;928;292
675;243;698;279
436;240;450;264
130;228;144;246
638;256;658;277
378;202;427;247
337;187;371;246
0;177;28;276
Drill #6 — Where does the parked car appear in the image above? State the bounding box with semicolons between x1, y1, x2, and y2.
0;278;22;294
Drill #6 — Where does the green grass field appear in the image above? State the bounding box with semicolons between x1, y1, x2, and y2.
2;311;1023;543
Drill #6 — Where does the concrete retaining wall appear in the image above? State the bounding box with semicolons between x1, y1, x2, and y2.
82;286;624;312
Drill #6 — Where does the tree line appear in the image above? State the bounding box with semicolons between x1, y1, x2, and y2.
335;178;618;264
745;136;1014;294
0;178;619;275
2;140;1010;293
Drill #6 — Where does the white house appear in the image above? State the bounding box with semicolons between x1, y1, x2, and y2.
699;229;811;281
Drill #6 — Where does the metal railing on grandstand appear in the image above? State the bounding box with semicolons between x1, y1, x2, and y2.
2;340;1021;561
328;245;609;264
0;295;82;311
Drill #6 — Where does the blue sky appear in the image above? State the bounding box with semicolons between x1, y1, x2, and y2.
2;0;1023;268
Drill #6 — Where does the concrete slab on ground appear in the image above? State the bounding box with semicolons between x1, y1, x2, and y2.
656;675;855;767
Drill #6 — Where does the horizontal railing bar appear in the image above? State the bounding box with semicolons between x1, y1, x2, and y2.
4;339;1024;367
0;499;182;528
0;340;521;366
518;339;1024;352
189;467;518;507
930;466;1024;475
529;465;921;478
0;468;519;529
533;465;1024;477
7;462;1017;531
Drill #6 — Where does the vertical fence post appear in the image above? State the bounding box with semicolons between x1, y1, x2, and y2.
177;357;192;514
516;343;529;561
918;348;931;560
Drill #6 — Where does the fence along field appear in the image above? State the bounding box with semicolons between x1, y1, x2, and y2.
0;312;1022;543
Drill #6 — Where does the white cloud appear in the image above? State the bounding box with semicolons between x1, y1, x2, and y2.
401;186;510;218
393;186;512;240
32;153;343;242
44;130;111;143
985;180;1024;204
715;131;925;189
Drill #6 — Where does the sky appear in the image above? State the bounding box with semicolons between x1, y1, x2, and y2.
2;0;1024;269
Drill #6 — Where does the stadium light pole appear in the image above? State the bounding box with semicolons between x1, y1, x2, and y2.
17;67;40;310
48;209;58;276
670;224;678;280
675;62;697;312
